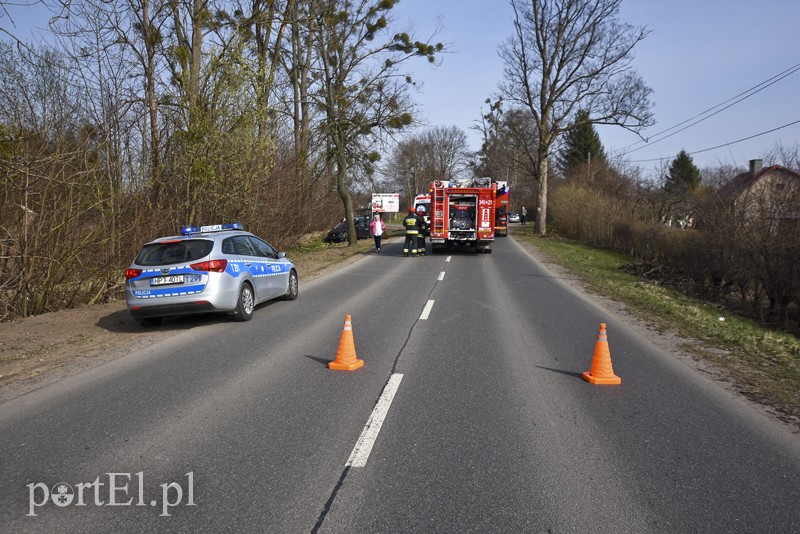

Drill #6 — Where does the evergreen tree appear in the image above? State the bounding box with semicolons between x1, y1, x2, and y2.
558;110;606;173
665;150;701;193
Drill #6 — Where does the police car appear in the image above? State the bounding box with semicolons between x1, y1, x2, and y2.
124;223;298;326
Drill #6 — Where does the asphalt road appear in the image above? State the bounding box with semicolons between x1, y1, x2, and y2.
2;236;800;533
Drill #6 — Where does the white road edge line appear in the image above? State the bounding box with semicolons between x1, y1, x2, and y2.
346;373;404;468
420;300;435;320
438;271;445;281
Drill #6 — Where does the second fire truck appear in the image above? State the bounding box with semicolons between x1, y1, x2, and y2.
494;180;510;237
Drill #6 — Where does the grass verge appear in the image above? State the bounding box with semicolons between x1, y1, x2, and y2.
284;231;377;281
514;228;800;429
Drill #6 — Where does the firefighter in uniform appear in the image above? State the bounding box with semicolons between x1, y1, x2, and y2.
416;207;428;255
402;207;422;256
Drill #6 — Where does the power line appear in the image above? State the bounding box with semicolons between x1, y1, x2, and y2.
627;119;800;163
620;62;800;155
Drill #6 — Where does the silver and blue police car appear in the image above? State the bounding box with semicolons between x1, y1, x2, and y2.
124;223;298;326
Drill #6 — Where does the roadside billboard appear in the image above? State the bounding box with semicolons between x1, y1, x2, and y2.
371;193;400;213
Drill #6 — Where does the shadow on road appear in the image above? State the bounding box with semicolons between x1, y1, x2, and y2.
535;365;584;379
304;354;334;367
96;308;241;334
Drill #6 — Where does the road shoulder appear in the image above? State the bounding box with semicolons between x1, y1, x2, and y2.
0;239;375;403
510;233;800;435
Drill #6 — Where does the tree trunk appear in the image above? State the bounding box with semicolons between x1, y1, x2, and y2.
335;150;356;246
189;0;202;129
290;2;312;200
143;0;160;197
254;0;290;141
536;146;548;235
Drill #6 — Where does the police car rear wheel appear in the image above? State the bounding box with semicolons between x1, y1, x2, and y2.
283;270;298;300
233;283;255;321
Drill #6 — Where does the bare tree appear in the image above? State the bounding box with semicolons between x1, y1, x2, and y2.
282;0;316;198
311;0;442;245
383;125;470;202
422;125;470;180
0;43;126;316
499;0;654;235
219;0;293;141
701;163;743;190
762;141;800;173
473;100;539;204
119;0;169;194
166;0;208;131
382;136;426;202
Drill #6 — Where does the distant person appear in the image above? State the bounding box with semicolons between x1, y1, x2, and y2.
370;213;386;253
521;206;527;225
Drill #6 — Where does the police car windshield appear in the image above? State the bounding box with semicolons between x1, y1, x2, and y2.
135;240;214;266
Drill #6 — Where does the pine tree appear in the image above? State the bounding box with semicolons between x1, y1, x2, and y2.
665;150;701;193
558;110;606;173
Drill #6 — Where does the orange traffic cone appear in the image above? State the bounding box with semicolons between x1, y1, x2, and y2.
328;315;364;371
582;323;621;385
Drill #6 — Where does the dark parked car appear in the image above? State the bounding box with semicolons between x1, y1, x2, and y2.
325;217;371;243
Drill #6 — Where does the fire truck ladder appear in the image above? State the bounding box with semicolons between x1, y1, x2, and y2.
432;182;445;235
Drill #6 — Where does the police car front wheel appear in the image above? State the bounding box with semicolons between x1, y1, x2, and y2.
233;283;255;321
283;270;299;301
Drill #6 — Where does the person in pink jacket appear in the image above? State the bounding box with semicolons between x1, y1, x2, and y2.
369;214;386;253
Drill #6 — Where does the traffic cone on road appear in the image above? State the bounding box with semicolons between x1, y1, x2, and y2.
328;315;364;371
582;323;621;385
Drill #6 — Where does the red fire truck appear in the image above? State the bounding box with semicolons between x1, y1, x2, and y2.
494;180;510;237
428;178;496;254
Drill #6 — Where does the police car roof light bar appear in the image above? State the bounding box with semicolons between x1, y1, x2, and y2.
181;222;244;235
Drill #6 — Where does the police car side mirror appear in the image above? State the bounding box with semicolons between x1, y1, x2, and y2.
277;251;286;258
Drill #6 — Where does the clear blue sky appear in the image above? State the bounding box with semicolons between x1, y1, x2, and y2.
391;0;800;177
3;0;799;178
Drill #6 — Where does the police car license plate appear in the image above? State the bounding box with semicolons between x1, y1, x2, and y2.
151;274;185;286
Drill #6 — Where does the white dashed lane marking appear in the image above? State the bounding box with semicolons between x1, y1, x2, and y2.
420;300;435;321
346;374;404;468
